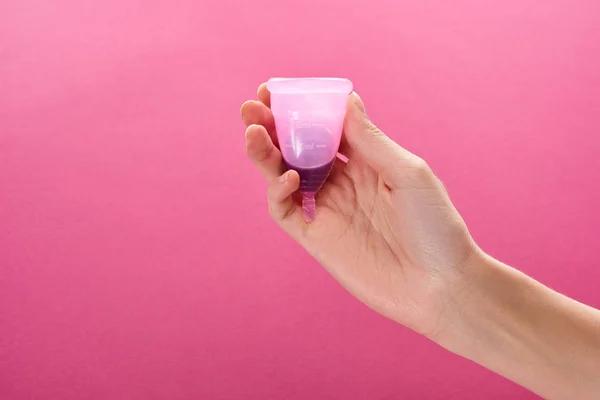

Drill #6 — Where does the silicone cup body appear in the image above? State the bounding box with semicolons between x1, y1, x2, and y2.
267;78;353;221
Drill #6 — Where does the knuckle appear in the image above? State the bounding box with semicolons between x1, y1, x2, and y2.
266;186;280;220
365;120;384;138
252;143;272;163
267;195;279;220
267;187;295;222
406;157;434;183
412;157;430;173
268;203;277;220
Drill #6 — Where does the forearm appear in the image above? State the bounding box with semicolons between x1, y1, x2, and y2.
437;253;600;399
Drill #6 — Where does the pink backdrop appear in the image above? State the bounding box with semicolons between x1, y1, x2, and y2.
1;0;599;399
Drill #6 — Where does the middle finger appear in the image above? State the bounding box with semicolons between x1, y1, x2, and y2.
241;100;277;146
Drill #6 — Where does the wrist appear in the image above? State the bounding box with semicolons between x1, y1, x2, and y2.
430;253;547;392
431;251;600;399
425;249;505;352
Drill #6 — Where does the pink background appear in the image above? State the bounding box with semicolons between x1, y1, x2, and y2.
1;0;599;399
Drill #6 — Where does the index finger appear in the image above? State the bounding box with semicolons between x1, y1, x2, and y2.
257;82;271;107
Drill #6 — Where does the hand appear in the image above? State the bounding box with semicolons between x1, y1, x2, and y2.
242;83;600;399
241;83;480;337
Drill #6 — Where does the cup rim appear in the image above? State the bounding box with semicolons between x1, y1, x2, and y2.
267;77;353;94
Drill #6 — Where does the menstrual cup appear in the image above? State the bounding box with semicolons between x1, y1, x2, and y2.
267;77;353;221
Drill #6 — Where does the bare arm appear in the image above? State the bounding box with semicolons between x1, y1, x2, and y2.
437;253;600;400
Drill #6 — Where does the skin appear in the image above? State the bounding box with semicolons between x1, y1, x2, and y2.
241;84;600;399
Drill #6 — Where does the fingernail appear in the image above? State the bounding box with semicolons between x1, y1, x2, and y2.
351;92;366;113
240;101;250;119
279;171;289;183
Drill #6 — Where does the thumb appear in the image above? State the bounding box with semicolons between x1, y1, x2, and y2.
343;92;430;188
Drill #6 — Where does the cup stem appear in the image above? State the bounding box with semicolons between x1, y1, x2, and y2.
301;192;317;222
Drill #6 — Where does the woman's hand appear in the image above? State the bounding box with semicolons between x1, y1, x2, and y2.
241;84;480;338
242;83;600;399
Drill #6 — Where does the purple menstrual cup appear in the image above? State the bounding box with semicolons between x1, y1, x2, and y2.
267;78;353;222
